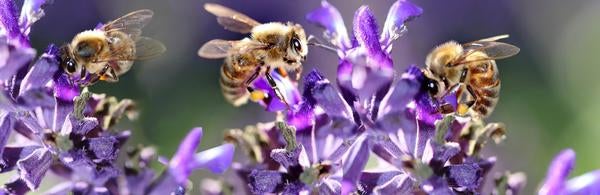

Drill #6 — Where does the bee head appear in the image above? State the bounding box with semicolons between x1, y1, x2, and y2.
59;44;80;75
284;24;308;70
422;68;446;98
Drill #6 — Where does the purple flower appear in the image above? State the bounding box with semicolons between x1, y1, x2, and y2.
146;128;235;195
168;128;235;184
539;149;600;195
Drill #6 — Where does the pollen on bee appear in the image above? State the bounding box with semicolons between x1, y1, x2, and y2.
457;103;470;116
250;90;267;102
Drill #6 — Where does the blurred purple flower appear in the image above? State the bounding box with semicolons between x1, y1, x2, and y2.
539;149;600;195
167;128;235;184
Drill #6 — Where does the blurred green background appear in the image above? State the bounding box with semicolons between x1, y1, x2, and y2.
24;0;600;193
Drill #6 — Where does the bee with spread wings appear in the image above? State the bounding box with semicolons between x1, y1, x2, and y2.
59;9;166;85
422;34;520;117
199;3;308;107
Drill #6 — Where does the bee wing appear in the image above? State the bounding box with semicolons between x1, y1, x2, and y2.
198;39;237;59
204;3;261;34
198;39;268;59
463;34;510;45
93;36;166;63
102;9;154;40
450;40;520;66
133;36;166;60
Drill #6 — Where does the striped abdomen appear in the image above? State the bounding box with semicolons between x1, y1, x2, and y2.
220;54;261;106
467;60;500;117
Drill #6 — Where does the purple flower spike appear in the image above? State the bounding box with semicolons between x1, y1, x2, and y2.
0;0;30;47
17;148;52;190
169;128;235;184
306;0;351;51
539;149;575;195
380;0;423;46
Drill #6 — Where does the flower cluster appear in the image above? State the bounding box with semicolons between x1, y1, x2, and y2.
0;0;233;194
204;0;530;194
197;0;600;194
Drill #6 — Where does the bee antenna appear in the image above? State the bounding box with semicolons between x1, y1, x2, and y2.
307;35;337;53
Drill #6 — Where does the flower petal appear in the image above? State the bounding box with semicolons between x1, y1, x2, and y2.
380;0;423;46
306;0;351;50
193;143;235;174
18;52;58;97
87;136;119;162
0;43;36;81
310;70;354;122
341;135;370;192
16;147;52;190
566;170;600;194
270;146;301;169
53;74;80;102
248;169;283;194
16;87;54;108
539;149;576;195
427;142;460;174
252;71;301;112
19;0;50;33
168;128;203;184
0;146;40;173
377;65;421;117
445;163;483;192
4;178;31;195
0;0;29;46
60;114;98;135
353;6;389;69
0;112;13;160
373;173;414;194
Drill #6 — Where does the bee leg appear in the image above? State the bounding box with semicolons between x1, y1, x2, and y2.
245;70;268;103
265;67;290;110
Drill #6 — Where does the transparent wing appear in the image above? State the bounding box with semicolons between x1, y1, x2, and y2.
102;9;154;40
93;37;165;62
204;3;260;34
198;39;237;59
198;39;268;59
133;36;166;60
463;34;510;45
450;40;520;66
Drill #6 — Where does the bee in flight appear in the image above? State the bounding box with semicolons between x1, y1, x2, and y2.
422;35;520;118
198;3;308;108
59;9;166;85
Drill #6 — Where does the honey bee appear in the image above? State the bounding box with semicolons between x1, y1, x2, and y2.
422;35;520;118
59;9;166;85
198;3;308;107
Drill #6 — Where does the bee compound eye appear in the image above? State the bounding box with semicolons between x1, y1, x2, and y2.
292;38;301;52
425;78;439;96
65;59;77;73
